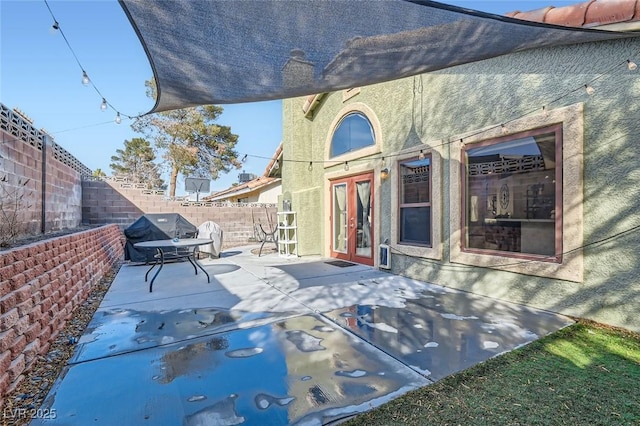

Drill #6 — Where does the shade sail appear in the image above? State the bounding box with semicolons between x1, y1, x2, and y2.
119;0;636;113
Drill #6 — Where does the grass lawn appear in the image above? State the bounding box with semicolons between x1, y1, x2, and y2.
344;320;640;425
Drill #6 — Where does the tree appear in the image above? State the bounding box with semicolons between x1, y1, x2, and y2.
132;80;241;197
109;137;164;189
92;168;106;178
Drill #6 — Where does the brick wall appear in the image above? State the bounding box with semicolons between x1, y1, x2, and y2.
0;225;123;402
1;105;88;238
82;179;278;248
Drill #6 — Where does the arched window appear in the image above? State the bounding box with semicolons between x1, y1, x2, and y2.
330;113;375;158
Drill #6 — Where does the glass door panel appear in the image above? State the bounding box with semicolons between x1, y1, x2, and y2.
330;173;374;266
332;183;348;254
355;180;372;258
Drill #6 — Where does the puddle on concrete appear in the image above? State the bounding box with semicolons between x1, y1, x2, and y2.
70;307;296;364
36;314;428;425
324;289;573;381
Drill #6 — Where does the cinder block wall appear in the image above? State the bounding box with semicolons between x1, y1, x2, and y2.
82;179;278;248
1;109;85;237
0;225;123;401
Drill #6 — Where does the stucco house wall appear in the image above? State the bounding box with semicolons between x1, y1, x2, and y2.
282;37;640;332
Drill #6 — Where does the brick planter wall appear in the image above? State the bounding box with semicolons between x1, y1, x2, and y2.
0;225;124;402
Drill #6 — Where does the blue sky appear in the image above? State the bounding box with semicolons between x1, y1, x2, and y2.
1;0;576;194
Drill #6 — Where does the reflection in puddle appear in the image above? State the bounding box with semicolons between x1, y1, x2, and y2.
187;395;207;402
226;347;263;358
325;294;572;382
307;384;333;406
336;369;367;378
286;330;325;352
157;337;229;384
72;307;291;364
340;382;377;398
440;313;479;321
254;393;295;410
483;341;500;349
184;394;244;426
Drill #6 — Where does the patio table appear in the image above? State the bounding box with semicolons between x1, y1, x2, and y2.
134;238;213;292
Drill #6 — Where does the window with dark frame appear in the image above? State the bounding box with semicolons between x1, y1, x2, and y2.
463;125;562;260
399;155;431;246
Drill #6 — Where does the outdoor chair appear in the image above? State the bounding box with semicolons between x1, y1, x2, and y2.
257;223;278;257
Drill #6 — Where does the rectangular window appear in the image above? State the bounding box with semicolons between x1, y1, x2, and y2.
463;125;562;260
399;156;431;246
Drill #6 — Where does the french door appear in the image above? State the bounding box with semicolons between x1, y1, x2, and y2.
330;172;374;266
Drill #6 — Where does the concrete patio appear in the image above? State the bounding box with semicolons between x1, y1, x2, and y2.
33;246;573;425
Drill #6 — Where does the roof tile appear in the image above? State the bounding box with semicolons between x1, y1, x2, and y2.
508;0;639;28
585;0;638;26
545;0;595;27
510;6;554;23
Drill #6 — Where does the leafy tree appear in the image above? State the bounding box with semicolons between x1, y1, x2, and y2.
109;137;164;189
92;168;106;178
132;80;240;197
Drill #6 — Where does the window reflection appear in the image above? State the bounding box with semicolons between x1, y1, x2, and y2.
399;156;431;246
464;127;560;258
330;113;375;158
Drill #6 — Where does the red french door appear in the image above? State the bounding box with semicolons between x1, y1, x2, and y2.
330;172;374;266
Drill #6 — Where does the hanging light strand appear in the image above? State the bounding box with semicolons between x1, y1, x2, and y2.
43;0;133;123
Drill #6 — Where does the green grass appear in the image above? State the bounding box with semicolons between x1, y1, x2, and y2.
344;320;640;426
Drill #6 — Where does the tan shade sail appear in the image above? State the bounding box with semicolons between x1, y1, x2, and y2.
119;0;636;113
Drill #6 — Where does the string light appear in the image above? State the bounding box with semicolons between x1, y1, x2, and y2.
45;0;131;126
273;159;280;170
308;161;313;171
241;154;247;163
44;0;640;139
542;105;548;116
418;150;425;160
81;70;90;86
344;161;349;171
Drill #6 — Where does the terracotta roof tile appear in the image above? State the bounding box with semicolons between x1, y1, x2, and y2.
546;1;594;27
507;0;640;28
510;6;555;23
585;0;637;26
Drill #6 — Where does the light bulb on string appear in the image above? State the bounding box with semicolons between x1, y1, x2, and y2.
501;124;508;134
50;21;59;35
100;98;108;112
542;105;548;117
344;161;349;171
418;150;425;160
81;71;90;86
115;112;122;124
308;162;313;171
241;154;247;163
585;84;595;96
627;60;638;71
273;159;279;170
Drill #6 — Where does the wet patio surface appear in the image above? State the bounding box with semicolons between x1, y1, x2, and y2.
32;246;573;425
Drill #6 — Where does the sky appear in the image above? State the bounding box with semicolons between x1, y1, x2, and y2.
0;0;578;195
